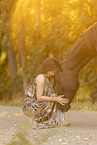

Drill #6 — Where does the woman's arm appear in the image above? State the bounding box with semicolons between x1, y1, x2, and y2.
36;74;57;102
36;74;69;105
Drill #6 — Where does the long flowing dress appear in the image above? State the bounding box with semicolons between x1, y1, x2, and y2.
22;74;65;129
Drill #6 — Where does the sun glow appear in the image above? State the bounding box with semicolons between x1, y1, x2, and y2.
70;0;78;2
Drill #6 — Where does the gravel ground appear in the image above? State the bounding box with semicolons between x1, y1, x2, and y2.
0;106;97;145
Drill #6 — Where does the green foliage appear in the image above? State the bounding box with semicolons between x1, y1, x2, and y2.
1;0;97;102
79;56;97;96
0;53;23;100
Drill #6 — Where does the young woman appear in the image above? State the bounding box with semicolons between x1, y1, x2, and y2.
22;57;69;129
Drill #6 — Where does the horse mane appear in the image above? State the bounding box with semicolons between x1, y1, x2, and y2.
62;22;97;74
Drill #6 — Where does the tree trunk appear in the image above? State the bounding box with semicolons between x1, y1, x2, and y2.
18;34;28;92
17;46;22;74
7;41;17;83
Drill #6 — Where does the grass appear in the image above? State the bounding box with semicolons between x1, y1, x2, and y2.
0;96;23;107
0;101;22;107
71;101;97;112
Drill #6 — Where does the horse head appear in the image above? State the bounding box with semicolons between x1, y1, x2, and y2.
56;60;79;112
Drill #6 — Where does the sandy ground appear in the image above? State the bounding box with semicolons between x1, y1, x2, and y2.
0;106;97;145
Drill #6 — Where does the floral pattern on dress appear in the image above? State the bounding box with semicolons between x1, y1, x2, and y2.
22;74;65;129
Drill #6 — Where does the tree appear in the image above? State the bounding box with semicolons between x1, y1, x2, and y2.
0;0;17;84
0;0;97;101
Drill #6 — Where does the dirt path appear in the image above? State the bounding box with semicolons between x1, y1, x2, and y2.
0;106;97;145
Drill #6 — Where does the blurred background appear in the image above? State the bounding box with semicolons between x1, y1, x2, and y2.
0;0;97;105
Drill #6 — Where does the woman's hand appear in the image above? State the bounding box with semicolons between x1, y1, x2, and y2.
57;95;69;105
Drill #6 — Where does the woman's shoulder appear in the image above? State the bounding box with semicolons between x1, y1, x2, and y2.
36;74;45;83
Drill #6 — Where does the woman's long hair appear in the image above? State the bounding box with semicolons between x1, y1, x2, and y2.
28;57;62;87
33;57;62;78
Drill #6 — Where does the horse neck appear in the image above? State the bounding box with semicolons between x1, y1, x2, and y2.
63;36;97;74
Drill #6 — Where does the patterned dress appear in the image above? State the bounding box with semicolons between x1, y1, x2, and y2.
22;74;65;129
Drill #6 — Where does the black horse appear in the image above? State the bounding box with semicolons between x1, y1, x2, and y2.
57;22;97;112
